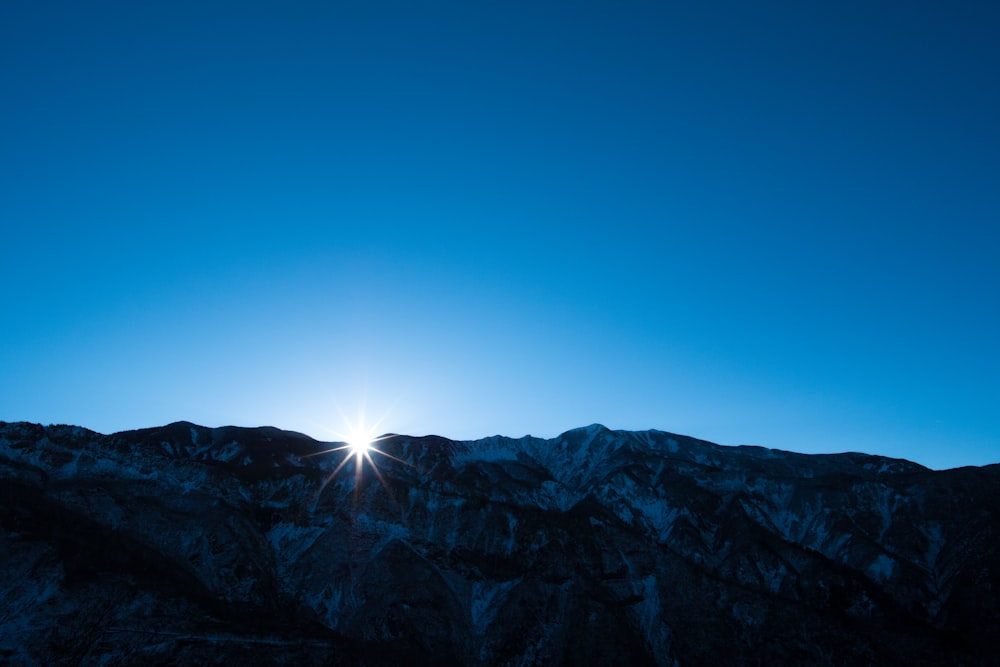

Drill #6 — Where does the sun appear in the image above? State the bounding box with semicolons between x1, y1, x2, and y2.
304;407;413;509
346;427;374;457
336;416;379;462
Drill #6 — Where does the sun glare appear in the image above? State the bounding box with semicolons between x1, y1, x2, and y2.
347;430;373;457
338;413;379;458
304;405;414;509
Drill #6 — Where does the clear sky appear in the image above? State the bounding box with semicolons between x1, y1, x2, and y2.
2;1;998;469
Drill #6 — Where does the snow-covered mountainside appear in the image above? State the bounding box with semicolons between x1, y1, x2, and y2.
1;421;997;665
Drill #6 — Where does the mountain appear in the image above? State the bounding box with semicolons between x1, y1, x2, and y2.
1;420;998;665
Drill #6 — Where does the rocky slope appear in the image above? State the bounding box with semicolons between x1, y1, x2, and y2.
0;420;997;665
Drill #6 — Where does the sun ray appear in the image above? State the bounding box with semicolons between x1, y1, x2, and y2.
310;453;356;509
363;450;390;489
301;444;352;459
366;447;414;468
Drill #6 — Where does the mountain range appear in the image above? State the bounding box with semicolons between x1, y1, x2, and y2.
1;420;997;665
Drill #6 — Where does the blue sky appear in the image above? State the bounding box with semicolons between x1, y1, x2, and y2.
2;1;997;469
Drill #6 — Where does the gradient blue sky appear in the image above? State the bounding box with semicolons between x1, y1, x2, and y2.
2;1;998;469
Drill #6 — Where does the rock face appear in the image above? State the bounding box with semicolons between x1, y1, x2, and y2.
1;421;998;665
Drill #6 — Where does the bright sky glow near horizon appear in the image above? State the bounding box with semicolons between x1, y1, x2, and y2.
2;1;998;470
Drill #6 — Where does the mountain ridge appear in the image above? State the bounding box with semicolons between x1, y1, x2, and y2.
1;420;997;665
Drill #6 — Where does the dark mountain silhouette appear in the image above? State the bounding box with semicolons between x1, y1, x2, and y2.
1;420;997;665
